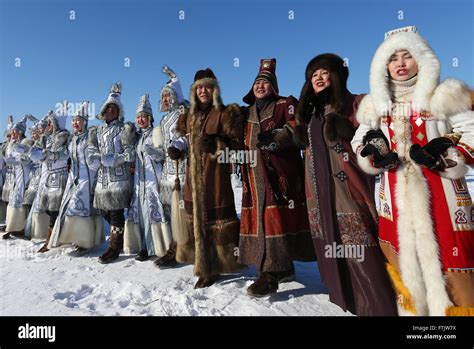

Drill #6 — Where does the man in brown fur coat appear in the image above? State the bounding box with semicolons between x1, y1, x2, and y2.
167;68;244;289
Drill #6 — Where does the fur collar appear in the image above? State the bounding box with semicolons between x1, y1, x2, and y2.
357;79;472;127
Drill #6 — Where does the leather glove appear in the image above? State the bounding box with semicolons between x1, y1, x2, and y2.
409;137;456;171
360;129;400;169
256;129;281;152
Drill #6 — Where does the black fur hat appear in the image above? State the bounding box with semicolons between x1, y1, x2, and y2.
194;68;217;82
297;53;350;123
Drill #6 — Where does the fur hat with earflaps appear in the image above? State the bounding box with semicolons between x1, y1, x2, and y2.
189;68;223;115
98;82;125;121
243;58;280;105
297;53;350;124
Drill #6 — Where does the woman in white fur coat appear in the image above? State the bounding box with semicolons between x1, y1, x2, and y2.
31;107;70;253
351;26;474;316
48;102;104;256
24;116;50;240
2;116;31;239
124;94;172;261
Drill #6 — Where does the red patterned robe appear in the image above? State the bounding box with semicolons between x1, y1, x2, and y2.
238;96;316;272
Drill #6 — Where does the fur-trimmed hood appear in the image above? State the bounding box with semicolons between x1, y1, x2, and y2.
369;31;440;116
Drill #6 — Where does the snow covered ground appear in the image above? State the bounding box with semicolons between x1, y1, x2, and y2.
0;176;348;316
1;174;473;316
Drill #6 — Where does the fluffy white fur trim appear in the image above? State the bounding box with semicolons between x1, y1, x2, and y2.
370;32;440;116
430;79;472;120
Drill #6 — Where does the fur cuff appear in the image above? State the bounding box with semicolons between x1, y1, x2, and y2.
356;147;385;175
289;124;309;149
439;147;469;180
275;124;297;149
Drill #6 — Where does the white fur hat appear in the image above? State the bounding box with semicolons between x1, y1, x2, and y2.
369;26;440;115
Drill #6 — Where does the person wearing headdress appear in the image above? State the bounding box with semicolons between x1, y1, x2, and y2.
88;83;137;264
48;102;104;255
153;66;188;269
292;53;397;315
168;68;244;288
24;114;54;240
238;58;316;297
0;116;14;226
124;94;172;261
32;103;71;252
352;26;474;315
2;116;32;239
22;114;41;214
0;116;15;226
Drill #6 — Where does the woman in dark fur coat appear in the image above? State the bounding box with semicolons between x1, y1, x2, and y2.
293;53;397;316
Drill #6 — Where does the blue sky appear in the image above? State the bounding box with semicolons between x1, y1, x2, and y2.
0;0;472;130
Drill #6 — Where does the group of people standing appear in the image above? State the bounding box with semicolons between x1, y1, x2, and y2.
1;26;473;316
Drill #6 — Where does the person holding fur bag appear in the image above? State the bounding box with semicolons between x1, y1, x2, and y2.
124;94;172;261
89;83;137;264
167;68;244;289
1;116;32;239
351;26;474;316
238;58;316;298
154;65;188;270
